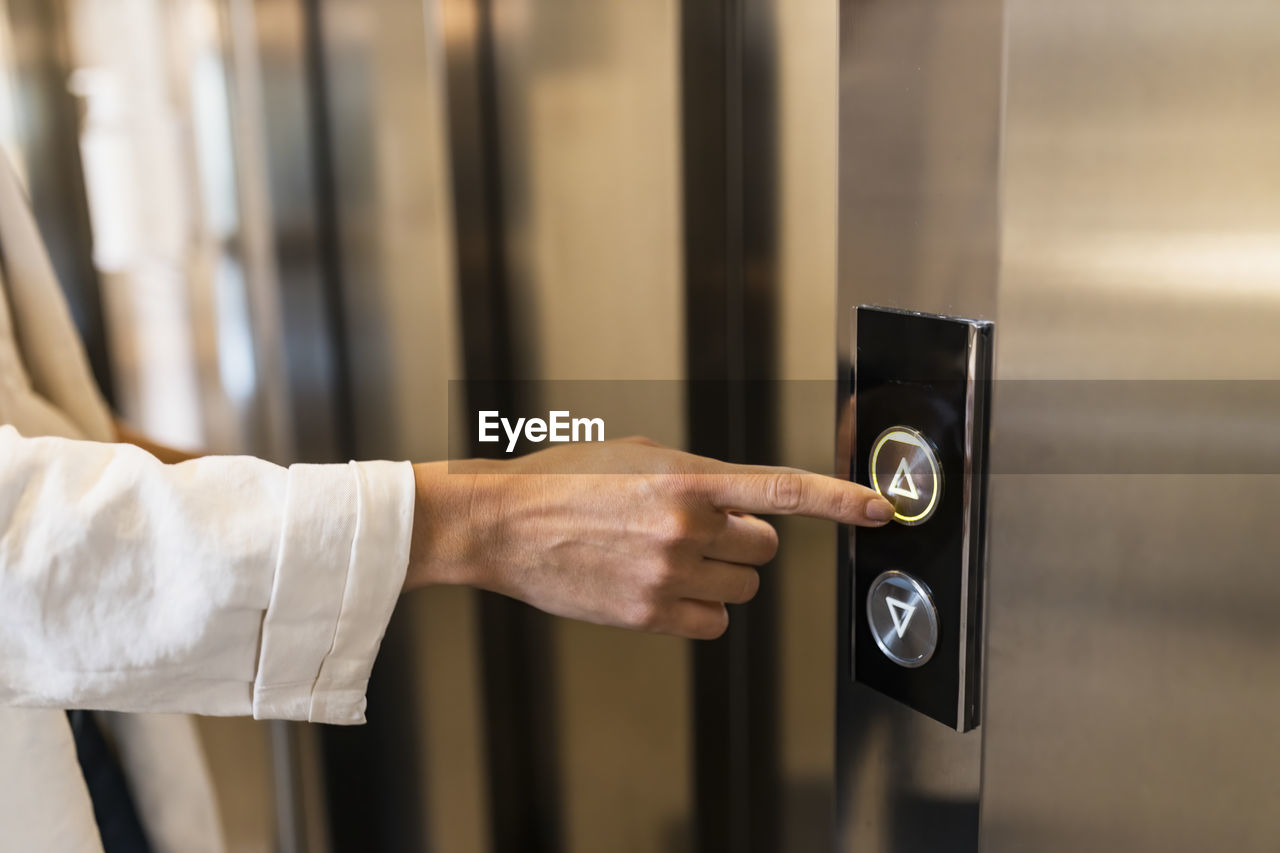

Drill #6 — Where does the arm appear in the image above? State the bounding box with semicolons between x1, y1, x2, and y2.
0;427;886;720
405;436;894;639
107;421;893;638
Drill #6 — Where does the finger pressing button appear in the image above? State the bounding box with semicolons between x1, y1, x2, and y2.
869;426;942;525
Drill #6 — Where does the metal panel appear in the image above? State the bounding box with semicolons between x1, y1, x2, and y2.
981;2;1280;850
835;0;1003;850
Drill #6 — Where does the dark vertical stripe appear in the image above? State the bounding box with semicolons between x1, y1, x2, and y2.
298;1;424;849
66;711;153;853
321;613;430;852
299;0;355;461
681;1;780;851
440;1;563;851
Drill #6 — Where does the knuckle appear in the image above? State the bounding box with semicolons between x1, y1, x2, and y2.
658;509;702;546
765;472;805;513
623;598;664;631
659;468;693;492
647;556;684;591
739;569;761;603
834;485;863;521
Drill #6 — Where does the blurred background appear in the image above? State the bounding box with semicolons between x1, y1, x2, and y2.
5;1;1280;852
0;0;840;851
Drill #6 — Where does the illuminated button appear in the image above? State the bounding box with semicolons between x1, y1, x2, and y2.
869;426;942;525
866;570;939;668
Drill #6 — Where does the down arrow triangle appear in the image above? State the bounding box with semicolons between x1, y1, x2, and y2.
886;597;917;639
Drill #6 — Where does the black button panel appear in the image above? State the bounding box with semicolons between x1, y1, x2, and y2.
850;306;992;732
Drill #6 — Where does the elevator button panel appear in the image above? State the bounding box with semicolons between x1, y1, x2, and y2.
869;426;942;525
851;306;992;732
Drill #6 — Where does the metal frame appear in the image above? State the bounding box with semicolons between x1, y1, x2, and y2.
297;0;353;461
681;1;781;850
956;323;992;732
440;1;563;850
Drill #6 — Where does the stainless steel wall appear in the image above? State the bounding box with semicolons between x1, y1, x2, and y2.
983;2;1280;850
838;1;1280;851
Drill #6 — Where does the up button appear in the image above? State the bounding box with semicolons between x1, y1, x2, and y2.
869;426;942;525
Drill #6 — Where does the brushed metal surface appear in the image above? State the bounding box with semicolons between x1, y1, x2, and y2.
836;0;1002;850
982;2;1280;850
842;1;1280;850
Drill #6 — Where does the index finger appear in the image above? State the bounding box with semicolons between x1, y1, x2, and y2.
692;464;896;526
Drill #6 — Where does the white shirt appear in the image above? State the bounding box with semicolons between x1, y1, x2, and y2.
0;156;416;851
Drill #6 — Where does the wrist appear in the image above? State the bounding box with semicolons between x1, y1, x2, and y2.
404;459;503;592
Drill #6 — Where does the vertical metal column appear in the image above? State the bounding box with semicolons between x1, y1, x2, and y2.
681;1;780;851
248;0;351;466
834;1;1002;851
440;1;563;851
296;0;353;460
290;0;373;848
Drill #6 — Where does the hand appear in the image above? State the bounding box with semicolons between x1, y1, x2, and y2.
406;437;895;639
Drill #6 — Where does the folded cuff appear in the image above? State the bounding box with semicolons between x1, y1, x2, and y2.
252;460;415;724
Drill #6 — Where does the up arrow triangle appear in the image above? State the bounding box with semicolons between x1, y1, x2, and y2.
887;457;920;500
886;597;917;639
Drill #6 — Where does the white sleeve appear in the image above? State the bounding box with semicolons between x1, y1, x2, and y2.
0;425;414;725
